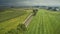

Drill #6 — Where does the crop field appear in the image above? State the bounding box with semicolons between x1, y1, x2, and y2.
25;9;60;34
0;8;60;34
0;8;32;34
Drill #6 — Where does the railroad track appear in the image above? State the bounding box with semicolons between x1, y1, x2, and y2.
24;13;33;27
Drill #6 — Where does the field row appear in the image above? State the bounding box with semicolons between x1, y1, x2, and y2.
25;9;60;34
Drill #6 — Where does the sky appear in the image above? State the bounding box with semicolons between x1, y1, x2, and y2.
0;0;60;6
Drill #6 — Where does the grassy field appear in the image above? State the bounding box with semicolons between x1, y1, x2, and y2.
25;9;60;34
0;8;60;34
0;8;32;34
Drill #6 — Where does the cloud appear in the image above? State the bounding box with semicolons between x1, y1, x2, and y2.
0;0;60;6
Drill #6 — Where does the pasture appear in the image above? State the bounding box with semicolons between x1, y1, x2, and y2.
25;9;60;34
0;8;60;34
0;8;32;34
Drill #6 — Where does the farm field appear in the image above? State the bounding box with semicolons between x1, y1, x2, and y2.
0;8;60;34
25;9;60;34
0;8;32;34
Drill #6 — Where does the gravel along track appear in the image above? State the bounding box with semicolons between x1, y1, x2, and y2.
24;13;33;27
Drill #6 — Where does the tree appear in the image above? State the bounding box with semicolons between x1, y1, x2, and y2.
33;9;38;16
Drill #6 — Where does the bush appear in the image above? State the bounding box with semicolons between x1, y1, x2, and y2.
17;24;27;31
5;24;27;34
33;9;38;16
47;7;52;10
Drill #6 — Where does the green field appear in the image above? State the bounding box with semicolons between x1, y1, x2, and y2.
0;8;32;34
0;9;60;34
25;9;60;34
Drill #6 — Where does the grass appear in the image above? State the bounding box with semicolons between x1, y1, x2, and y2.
0;8;32;34
25;9;60;34
0;8;60;34
0;9;27;22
